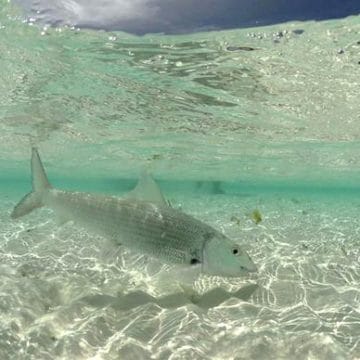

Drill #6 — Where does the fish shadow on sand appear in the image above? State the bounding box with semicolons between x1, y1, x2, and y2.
79;283;258;311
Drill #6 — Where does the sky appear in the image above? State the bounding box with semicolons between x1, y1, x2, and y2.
13;0;360;34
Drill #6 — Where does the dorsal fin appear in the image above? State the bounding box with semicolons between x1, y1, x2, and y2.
31;147;51;192
126;171;168;206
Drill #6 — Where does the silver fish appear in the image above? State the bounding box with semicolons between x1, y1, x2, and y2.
11;148;257;277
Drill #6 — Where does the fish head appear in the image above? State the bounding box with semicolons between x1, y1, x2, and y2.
202;233;257;277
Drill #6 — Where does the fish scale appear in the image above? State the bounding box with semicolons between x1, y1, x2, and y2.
45;189;209;264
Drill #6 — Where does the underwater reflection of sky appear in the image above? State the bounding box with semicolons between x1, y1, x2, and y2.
13;0;360;34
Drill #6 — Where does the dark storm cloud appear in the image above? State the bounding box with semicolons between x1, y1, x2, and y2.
13;0;360;34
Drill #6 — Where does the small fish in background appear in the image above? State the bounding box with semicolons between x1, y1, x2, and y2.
231;209;263;226
250;209;262;224
11;148;257;278
226;46;257;52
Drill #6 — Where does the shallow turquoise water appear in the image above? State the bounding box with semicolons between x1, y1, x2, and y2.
0;1;360;359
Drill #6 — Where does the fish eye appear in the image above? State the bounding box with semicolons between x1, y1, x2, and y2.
190;258;200;265
231;246;241;256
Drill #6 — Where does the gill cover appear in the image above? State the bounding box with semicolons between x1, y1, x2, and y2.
202;234;257;277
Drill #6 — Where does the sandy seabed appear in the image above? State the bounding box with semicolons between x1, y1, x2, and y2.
0;193;359;360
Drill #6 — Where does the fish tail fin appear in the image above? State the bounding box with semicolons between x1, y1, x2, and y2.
11;147;52;219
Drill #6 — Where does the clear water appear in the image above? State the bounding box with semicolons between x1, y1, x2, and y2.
1;2;360;359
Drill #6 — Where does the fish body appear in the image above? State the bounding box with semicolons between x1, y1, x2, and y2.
45;189;222;265
11;148;257;277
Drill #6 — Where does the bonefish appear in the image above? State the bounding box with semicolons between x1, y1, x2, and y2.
11;148;257;277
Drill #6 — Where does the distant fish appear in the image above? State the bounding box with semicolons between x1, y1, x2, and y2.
11;148;257;277
226;46;257;52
